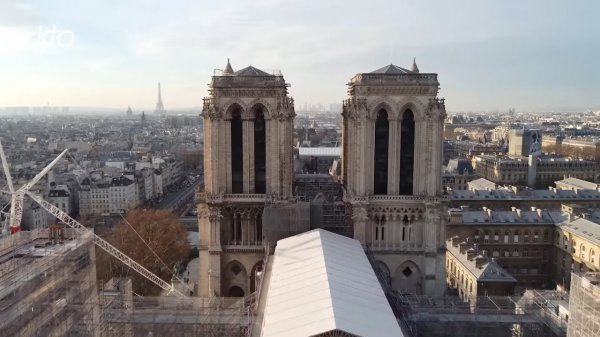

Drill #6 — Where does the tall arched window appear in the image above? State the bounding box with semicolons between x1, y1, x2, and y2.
231;212;242;243
254;109;266;193
375;215;386;242
255;213;262;242
373;110;389;195
399;110;415;195
231;108;244;193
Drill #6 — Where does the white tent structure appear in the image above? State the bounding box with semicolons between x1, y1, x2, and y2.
260;229;404;337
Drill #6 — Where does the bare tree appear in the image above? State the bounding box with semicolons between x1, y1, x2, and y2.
96;209;190;295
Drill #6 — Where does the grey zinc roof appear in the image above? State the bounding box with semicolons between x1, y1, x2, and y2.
461;210;554;224
559;218;600;245
370;64;414;74
556;177;599;191
447;240;516;282
450;186;600;201
468;178;497;191
234;65;272;76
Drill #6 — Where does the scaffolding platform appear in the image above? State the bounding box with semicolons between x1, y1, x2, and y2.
0;228;99;337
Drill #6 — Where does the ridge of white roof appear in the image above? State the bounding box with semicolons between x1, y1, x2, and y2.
298;147;341;157
261;229;403;337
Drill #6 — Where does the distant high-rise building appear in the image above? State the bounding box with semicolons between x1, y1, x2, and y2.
154;82;166;115
126;106;133;116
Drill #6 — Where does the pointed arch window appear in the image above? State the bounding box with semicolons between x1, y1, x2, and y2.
375;216;386;242
231;108;244;193
231;212;243;243
254;109;266;193
374;109;389;195
400;110;415;195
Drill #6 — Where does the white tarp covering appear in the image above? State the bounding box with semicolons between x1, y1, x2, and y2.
298;147;341;157
261;229;403;337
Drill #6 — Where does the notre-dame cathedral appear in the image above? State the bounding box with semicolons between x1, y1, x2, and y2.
197;59;447;298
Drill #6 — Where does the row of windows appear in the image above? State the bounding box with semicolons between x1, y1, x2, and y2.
473;229;549;243
490;248;544;258
447;259;475;295
555;232;598;266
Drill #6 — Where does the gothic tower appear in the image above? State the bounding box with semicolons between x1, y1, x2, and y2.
197;60;295;297
342;61;447;296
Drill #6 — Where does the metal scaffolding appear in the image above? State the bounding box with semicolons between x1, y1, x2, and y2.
97;282;251;337
0;228;99;337
567;272;600;337
293;174;350;237
365;245;568;337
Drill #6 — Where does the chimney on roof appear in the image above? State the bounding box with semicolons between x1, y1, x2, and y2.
459;241;468;253
537;208;543;218
475;255;487;268
467;248;477;260
451;235;461;247
582;213;591;220
460;205;470;211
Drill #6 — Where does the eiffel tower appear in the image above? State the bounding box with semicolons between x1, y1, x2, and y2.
154;82;166;115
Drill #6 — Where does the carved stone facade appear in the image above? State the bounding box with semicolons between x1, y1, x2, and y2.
197;61;295;297
341;63;447;296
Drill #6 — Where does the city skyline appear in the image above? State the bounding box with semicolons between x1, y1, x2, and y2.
1;0;599;112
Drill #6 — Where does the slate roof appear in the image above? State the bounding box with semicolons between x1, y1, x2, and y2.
234;65;272;76
559;218;600;245
370;64;414;74
447;239;516;283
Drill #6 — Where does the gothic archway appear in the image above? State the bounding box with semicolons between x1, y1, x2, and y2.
399;109;415;195
392;260;423;295
374;260;391;287
250;260;264;293
223;260;248;297
254;107;266;193
228;286;245;297
230;106;244;193
374;109;389;195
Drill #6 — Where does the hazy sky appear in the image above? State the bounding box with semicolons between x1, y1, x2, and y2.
1;0;599;112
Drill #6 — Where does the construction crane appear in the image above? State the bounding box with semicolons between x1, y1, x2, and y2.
26;191;187;297
0;141;187;297
0;140;68;234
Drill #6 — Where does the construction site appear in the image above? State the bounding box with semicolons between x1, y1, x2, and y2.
0;141;256;337
366;245;571;337
293;173;351;237
0;142;598;337
566;272;600;337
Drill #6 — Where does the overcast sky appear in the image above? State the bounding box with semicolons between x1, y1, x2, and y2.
0;0;599;112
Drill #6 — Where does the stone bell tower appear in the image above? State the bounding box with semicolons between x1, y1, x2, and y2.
197;59;295;297
341;60;447;296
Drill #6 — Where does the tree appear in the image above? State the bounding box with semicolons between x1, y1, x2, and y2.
96;209;190;296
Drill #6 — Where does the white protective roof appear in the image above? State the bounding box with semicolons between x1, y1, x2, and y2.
261;229;403;337
298;147;341;157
